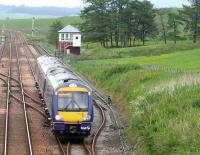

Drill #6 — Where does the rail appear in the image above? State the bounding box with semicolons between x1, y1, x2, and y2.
3;42;11;155
56;137;67;155
15;34;33;155
91;101;106;155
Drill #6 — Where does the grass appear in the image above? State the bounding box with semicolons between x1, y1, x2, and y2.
131;84;200;155
77;46;200;72
71;43;200;154
76;40;200;61
133;48;200;72
0;16;81;36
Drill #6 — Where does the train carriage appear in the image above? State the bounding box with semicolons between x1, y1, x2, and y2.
36;55;93;137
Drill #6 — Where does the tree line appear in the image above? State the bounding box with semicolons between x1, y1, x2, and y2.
80;0;200;47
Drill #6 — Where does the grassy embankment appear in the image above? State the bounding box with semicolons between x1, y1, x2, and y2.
71;42;200;155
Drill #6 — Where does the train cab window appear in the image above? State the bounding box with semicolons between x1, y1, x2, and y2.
58;92;88;112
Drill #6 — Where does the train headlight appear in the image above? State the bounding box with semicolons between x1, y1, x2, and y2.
81;125;91;131
83;115;91;121
55;115;64;121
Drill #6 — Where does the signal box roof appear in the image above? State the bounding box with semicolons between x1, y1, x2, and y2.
58;25;80;33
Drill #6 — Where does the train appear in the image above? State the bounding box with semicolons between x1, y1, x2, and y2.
36;55;94;137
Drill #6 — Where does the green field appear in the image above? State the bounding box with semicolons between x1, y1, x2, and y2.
71;44;200;154
78;46;200;72
0;16;81;36
78;41;200;61
0;16;81;52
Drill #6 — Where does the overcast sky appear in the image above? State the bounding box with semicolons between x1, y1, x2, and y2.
0;0;189;8
150;0;189;8
0;0;84;7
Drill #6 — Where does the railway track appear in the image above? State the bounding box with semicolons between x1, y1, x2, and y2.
0;31;61;155
5;32;33;154
0;72;46;118
0;32;11;154
17;32;33;154
56;138;93;155
16;32;60;154
0;34;6;152
4;36;13;155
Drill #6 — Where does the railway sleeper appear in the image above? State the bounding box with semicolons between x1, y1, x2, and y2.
35;82;39;87
43;118;51;127
1;84;18;87
44;108;49;115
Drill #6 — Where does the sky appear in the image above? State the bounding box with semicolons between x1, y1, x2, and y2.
0;0;189;8
0;0;84;8
149;0;189;8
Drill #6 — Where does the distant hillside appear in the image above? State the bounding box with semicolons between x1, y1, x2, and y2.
0;4;82;19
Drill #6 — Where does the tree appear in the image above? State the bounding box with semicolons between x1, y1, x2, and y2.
181;0;200;43
134;0;157;45
156;9;168;44
167;12;183;44
81;0;110;47
81;0;157;47
48;20;64;47
108;0;136;47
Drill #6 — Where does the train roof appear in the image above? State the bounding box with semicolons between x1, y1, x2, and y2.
48;72;78;89
37;55;80;90
37;55;63;75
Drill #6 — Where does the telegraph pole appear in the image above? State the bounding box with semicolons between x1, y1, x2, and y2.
2;23;5;33
32;17;35;37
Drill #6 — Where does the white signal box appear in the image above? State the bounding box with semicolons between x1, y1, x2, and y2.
73;34;81;47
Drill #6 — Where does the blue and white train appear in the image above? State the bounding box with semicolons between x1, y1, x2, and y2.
36;55;93;137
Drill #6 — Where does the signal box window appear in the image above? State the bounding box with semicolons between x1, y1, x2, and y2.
61;34;64;40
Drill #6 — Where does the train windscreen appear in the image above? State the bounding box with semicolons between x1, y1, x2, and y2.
58;92;88;112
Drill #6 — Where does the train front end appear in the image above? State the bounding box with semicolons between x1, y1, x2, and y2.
52;82;93;137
